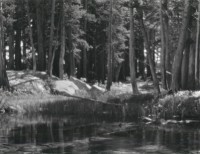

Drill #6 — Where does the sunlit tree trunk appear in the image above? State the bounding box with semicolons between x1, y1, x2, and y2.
171;0;191;91
59;0;65;79
129;0;139;94
0;1;9;90
48;0;56;77
26;0;36;73
106;0;113;91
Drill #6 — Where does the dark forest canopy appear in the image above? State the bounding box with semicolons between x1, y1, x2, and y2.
0;0;199;93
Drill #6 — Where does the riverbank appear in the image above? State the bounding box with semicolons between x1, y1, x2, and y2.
0;70;155;115
1;70;200;122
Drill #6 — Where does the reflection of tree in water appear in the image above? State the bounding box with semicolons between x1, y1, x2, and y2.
58;121;64;153
1;115;200;153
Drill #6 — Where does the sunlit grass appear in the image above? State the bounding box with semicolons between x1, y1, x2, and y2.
156;91;200;120
1;94;126;119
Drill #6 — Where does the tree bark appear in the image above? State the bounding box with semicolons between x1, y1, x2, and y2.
106;0;113;91
0;1;9;90
163;0;171;88
48;0;56;77
68;0;75;77
181;38;190;89
83;0;88;79
129;1;139;94
15;26;22;70
160;0;167;89
22;30;26;63
26;0;36;73
8;25;14;70
136;4;160;94
36;0;45;71
59;0;65;79
115;63;122;82
138;38;145;79
171;0;191;91
188;30;195;90
195;0;200;89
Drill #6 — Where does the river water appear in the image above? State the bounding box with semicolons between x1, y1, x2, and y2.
0;114;200;154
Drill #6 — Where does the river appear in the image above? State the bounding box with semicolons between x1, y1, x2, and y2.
0;114;200;154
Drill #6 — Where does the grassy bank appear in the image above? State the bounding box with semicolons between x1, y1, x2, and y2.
2;70;200;122
154;91;200;120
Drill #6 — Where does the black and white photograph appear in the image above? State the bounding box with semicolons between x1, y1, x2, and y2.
0;0;199;153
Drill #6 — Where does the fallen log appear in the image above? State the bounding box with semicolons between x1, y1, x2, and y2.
56;91;123;107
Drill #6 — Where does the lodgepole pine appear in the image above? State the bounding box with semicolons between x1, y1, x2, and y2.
106;0;113;91
0;1;10;90
26;0;36;73
171;0;191;91
129;0;139;94
59;0;65;79
48;0;56;77
136;2;160;94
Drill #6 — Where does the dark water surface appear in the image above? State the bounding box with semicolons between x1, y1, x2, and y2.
0;114;200;154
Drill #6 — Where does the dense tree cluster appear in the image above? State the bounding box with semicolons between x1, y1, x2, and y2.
0;0;199;93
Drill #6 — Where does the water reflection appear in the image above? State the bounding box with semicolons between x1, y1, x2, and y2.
0;114;200;153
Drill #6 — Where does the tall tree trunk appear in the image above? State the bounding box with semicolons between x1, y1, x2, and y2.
163;0;171;88
138;38;145;79
8;25;14;70
0;1;9;89
129;1;139;94
106;0;113;91
26;0;36;73
136;4;160;94
15;27;22;70
195;0;200;89
36;0;45;71
160;0;167;89
22;30;26;61
188;29;195;90
181;18;192;90
181;37;190;89
93;28;97;80
69;0;75;77
115;63;122;82
48;0;56;77
99;49;105;84
171;0;191;91
59;0;65;79
83;0;88;79
69;26;74;77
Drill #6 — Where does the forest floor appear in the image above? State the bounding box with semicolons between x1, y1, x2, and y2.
1;70;200;122
1;70;156;100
